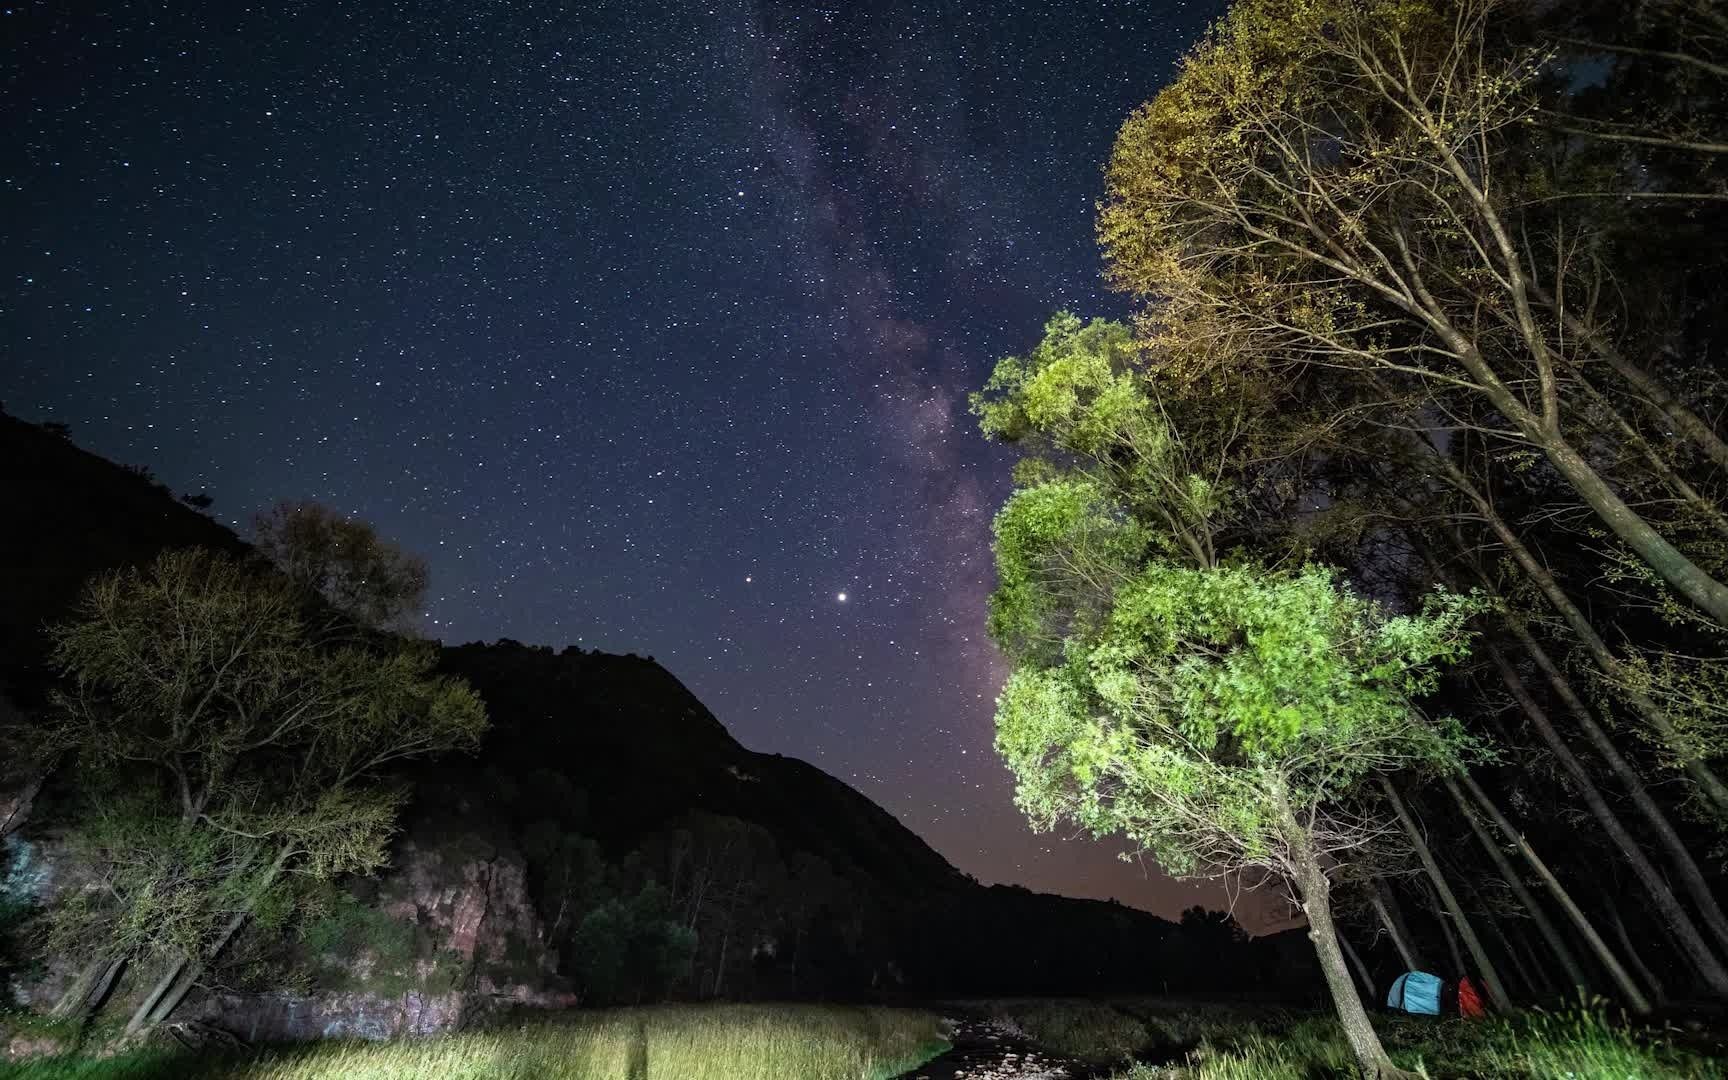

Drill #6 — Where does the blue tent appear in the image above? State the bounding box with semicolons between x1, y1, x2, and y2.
1387;970;1442;1015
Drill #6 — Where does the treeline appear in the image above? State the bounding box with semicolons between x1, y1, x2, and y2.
974;0;1728;1075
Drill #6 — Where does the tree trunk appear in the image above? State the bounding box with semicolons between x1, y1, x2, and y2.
86;954;129;1017
1421;518;1728;954
1373;881;1425;971
1464;880;1543;999
125;956;189;1037
1500;386;1728;624
1606;354;1728;473
1429;878;1467;977
1487;644;1728;996
1576;375;1728;541
1340;929;1378;1001
1608;904;1669;1008
1455;770;1651;1014
50;955;123;1020
1382;780;1513;1010
1550;307;1728;474
1281;800;1414;1078
1507;624;1728;954
1435;468;1728;814
1509;921;1558;999
1444;775;1590;994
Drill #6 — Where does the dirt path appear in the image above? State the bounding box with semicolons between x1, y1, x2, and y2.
892;1017;1090;1080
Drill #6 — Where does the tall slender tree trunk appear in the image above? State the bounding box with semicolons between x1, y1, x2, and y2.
1541;435;1728;624
1375;884;1416;967
1371;884;1422;972
1511;922;1559;999
1279;796;1414;1079
125;955;190;1037
1455;771;1651;1013
1545;303;1728;474
1576;375;1728;540
1420;519;1728;953
1340;929;1378;1002
1608;905;1669;1008
1507;624;1728;953
1427;877;1468;977
1434;471;1728;812
1487;645;1728;995
1382;780;1512;1010
1451;353;1728;624
139;907;252;1033
1444;775;1589;994
1460;876;1542;999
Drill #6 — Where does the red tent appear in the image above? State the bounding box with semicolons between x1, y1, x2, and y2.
1457;975;1487;1019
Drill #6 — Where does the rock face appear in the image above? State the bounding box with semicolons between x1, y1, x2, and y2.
189;830;575;1041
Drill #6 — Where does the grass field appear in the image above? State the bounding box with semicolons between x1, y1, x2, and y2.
1116;1009;1727;1079
954;996;1726;1078
0;1004;949;1080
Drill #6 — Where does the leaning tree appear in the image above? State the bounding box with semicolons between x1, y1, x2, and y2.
974;314;1478;1078
45;547;486;1033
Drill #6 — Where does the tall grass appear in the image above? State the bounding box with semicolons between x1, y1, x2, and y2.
0;1004;948;1080
1106;1008;1724;1079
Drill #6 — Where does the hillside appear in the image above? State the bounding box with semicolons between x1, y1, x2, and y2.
0;412;1315;1038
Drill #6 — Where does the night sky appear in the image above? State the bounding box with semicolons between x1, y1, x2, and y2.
1;0;1285;927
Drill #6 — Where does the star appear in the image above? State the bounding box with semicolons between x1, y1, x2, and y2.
0;0;1250;924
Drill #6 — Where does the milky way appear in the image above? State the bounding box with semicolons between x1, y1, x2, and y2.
1;0;1286;927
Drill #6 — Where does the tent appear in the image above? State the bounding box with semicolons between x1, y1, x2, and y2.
1457;975;1486;1019
1387;970;1443;1015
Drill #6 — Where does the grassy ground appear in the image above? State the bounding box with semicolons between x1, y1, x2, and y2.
0;1004;948;1080
953;997;1725;1078
1071;1007;1718;1079
946;997;1291;1064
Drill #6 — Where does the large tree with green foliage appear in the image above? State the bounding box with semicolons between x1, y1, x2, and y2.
975;314;1477;1077
1096;0;1728;635
45;547;487;1033
1085;0;1728;1014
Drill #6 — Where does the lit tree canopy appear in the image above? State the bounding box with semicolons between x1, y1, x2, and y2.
977;311;1478;1077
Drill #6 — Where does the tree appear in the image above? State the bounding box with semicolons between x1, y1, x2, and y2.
253;501;430;629
1097;0;1728;627
45;547;486;1032
975;314;1477;1078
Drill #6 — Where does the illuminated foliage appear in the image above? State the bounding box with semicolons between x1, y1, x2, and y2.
44;547;487;1030
978;312;1478;1077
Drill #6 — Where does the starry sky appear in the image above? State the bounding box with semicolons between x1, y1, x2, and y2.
1;0;1287;928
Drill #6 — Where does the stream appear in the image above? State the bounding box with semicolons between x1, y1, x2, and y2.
893;1017;1093;1080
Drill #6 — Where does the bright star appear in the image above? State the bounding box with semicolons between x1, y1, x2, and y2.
836;592;848;603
